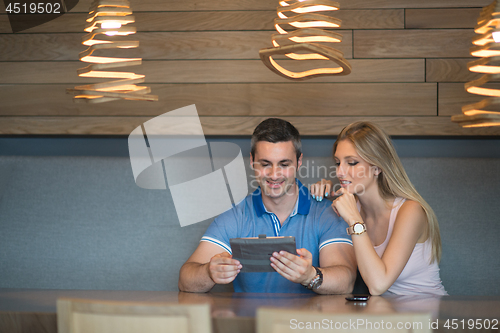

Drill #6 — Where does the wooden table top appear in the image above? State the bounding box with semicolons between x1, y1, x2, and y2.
1;289;499;333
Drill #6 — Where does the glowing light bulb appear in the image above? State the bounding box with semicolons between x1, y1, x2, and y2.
101;21;122;29
493;31;500;43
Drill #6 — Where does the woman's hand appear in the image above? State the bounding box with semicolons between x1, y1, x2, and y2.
310;179;333;202
331;188;363;226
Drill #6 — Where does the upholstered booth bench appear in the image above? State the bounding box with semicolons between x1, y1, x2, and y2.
0;155;498;295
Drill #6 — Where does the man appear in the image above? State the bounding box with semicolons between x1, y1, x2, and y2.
178;118;356;294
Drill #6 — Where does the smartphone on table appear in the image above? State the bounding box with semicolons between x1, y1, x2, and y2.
345;295;370;301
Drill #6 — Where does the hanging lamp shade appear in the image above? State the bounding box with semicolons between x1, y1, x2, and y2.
67;0;157;103
259;0;351;80
453;0;500;127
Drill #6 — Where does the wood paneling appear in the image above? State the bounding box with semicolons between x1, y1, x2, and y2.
354;30;474;58
0;83;436;116
439;83;475;117
405;9;481;29
317;0;491;10
0;31;352;61
0;59;424;84
438;83;500;116
0;10;403;33
0;13;82;33
340;9;403;30
0;0;496;136
2;116;498;136
68;0;492;12
426;59;478;83
0;33;82;61
0;15;12;33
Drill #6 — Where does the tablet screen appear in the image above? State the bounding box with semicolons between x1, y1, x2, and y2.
230;236;296;272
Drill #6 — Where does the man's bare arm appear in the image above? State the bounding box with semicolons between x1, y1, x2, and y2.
316;243;356;294
178;241;242;293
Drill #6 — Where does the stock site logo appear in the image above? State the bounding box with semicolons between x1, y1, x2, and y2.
3;1;79;33
128;105;248;227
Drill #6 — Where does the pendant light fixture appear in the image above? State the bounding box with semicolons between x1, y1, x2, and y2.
452;0;500;127
259;0;351;80
67;0;158;103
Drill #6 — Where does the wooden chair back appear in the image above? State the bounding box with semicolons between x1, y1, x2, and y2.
256;307;432;333
57;298;212;333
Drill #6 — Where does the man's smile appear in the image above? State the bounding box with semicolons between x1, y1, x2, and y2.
265;179;285;189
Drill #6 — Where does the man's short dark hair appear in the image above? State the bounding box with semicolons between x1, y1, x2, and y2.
251;118;302;161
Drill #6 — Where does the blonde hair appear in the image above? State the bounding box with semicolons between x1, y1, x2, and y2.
334;121;442;263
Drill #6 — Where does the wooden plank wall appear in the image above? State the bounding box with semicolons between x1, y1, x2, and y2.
1;0;499;135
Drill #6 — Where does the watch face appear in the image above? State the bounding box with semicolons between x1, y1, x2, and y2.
312;277;323;290
313;280;322;289
354;223;364;233
312;267;323;290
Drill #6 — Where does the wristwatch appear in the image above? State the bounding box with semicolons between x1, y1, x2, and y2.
347;221;366;235
304;266;323;290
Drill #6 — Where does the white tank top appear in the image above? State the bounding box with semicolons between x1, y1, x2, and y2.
372;197;447;295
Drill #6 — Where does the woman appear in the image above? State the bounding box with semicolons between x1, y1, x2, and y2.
311;122;447;295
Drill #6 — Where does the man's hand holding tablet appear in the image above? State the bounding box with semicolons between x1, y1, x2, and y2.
207;252;242;285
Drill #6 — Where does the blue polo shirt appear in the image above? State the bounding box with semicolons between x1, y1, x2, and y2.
201;180;352;293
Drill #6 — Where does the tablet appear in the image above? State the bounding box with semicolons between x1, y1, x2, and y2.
230;235;296;273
